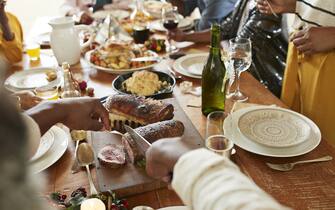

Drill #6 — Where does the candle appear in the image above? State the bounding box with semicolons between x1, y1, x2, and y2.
81;198;106;210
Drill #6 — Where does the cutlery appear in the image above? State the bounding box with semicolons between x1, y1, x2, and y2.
131;56;162;62
124;125;151;156
71;140;81;174
109;130;124;137
187;104;201;108
76;143;98;195
266;155;333;172
167;66;182;80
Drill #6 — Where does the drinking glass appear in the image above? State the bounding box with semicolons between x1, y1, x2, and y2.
227;37;252;102
26;43;41;61
205;111;226;138
162;6;179;53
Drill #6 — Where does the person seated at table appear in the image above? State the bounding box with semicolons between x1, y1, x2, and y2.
169;0;288;97
61;0;112;24
169;0;237;31
146;138;291;210
256;0;335;146
0;0;23;64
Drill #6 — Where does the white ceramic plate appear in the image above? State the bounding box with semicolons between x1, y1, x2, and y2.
5;67;61;90
30;126;69;174
238;108;311;148
224;106;321;157
149;18;194;32
92;9;130;20
85;50;159;74
173;53;208;79
30;130;55;162
144;1;170;18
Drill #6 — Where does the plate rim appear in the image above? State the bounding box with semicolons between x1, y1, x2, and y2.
84;50;159;74
173;53;208;79
224;106;321;157
30;130;55;162
5;67;61;90
237;108;312;148
29;126;69;174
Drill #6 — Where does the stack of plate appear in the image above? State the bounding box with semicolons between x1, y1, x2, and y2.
223;106;321;157
173;53;208;79
4;67;61;92
30;126;69;174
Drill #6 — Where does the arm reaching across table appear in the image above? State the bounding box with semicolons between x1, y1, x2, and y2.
146;139;291;210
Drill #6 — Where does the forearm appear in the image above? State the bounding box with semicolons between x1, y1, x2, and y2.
172;149;290;210
0;13;14;41
326;27;335;50
25;101;64;135
183;30;211;43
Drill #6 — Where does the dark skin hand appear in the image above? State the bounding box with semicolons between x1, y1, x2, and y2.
256;0;296;14
13;90;43;110
291;27;335;56
25;97;110;135
146;138;193;183
0;1;14;41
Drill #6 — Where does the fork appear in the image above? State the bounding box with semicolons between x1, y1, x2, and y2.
266;155;333;172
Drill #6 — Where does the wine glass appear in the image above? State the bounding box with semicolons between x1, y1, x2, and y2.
227;37;252;102
162;6;179;53
81;0;97;13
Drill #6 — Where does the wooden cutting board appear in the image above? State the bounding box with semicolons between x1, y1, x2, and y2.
91;98;204;197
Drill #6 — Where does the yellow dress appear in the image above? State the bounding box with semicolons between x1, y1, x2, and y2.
281;43;335;146
0;12;23;64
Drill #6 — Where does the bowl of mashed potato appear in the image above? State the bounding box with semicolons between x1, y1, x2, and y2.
112;70;176;98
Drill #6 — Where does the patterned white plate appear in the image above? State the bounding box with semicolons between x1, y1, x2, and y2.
223;106;321;157
30;130;55;162
173;53;208;79
238;109;311;147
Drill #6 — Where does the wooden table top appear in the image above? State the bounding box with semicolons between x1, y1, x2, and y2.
9;44;335;209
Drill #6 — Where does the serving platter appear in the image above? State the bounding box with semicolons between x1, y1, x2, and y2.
91;98;204;197
92;9;130;20
84;50;159;74
224;106;321;157
173;53;208;79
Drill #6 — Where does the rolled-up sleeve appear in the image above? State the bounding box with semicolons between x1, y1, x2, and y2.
172;149;291;210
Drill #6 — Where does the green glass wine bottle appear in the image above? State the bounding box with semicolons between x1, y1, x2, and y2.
201;24;227;116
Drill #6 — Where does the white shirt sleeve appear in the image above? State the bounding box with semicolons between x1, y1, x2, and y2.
21;114;41;158
172;149;291;210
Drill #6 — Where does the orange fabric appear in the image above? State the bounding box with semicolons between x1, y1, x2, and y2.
281;43;335;146
0;12;23;64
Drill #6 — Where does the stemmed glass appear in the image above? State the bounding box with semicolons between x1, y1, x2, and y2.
227;37;252;102
82;0;97;13
162;6;179;53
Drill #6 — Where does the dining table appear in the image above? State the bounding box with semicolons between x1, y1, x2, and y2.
7;18;335;209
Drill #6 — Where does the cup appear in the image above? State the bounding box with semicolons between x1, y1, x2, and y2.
26;43;41;61
206;111;226;138
34;85;59;100
206;135;234;159
132;25;150;44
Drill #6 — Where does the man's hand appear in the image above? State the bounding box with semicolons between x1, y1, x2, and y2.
168;29;186;42
0;0;14;41
146;138;192;183
13;91;43;110
256;0;296;14
26;97;110;134
291;27;335;56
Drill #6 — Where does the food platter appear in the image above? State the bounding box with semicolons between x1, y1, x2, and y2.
112;70;176;98
92;9;130;20
224;106;321;157
85;49;159;74
4;67;61;91
173;53;208;79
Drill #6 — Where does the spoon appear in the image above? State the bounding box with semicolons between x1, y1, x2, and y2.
109;130;123;136
266;155;333;172
167;66;182;80
76;143;98;195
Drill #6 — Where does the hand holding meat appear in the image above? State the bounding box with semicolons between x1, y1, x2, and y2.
145;138;192;182
291;27;335;56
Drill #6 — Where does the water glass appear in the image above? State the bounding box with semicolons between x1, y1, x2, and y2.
206;135;234;159
205;111;226;138
227;37;252;102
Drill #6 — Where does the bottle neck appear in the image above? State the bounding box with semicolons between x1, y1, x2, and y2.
210;24;221;49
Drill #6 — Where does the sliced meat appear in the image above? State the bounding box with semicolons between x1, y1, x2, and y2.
122;120;185;163
98;144;126;168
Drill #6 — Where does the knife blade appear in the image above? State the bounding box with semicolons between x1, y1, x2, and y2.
124;125;151;155
131;56;161;62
